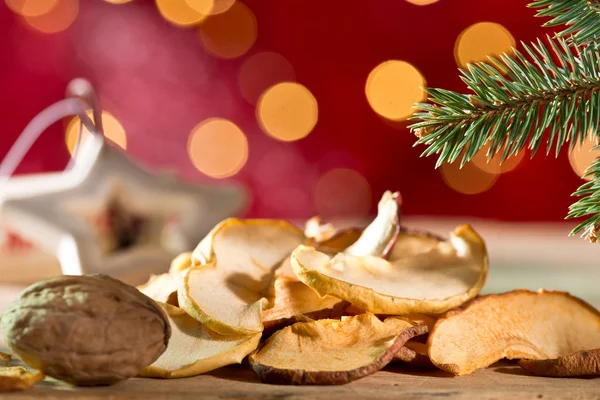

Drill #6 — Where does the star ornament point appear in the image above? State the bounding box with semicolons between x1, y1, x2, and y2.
0;135;249;284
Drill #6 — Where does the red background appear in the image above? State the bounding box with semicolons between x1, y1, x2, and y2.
0;0;582;222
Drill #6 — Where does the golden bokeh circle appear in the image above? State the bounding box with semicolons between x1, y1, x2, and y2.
238;52;296;105
65;110;127;155
569;134;600;181
440;161;498;195
5;0;58;17
405;0;439;5
156;0;211;27
187;118;248;179
314;168;372;218
471;143;525;174
103;0;132;4
257;82;318;142
198;1;257;59
365;60;426;121
455;22;515;68
184;0;214;15
207;0;235;14
23;0;78;33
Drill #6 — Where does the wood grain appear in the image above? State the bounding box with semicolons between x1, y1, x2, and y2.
4;362;600;400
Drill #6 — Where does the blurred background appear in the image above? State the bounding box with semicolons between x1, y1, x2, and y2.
1;0;600;310
1;0;597;223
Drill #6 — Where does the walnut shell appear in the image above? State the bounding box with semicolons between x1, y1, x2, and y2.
0;274;170;386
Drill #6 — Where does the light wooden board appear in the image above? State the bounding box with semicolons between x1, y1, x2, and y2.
5;363;600;400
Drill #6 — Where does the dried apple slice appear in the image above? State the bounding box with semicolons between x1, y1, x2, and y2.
275;228;362;279
179;219;306;335
343;304;367;316
343;191;401;258
304;217;337;243
520;349;600;377
428;290;600;375
249;313;426;385
407;314;437;333
316;229;363;254
304;217;362;254
262;276;349;336
140;303;261;378
291;224;488;315
168;252;193;273
0;366;44;392
138;271;186;306
387;228;443;261
304;190;401;257
137;252;193;306
394;340;434;368
267;192;404;324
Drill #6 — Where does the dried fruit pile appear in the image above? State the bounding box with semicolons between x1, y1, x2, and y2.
2;190;600;390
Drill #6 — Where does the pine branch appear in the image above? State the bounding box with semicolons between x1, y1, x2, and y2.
567;149;600;242
409;37;600;169
529;0;600;45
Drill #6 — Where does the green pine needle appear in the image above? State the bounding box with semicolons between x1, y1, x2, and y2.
529;0;600;45
409;36;600;242
410;37;600;170
568;148;600;242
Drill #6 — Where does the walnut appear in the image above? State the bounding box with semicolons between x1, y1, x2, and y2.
0;275;170;386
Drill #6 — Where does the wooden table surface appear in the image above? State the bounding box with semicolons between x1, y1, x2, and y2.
4;362;599;400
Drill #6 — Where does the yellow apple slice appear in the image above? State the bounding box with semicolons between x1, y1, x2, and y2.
316;229;363;254
140;303;261;378
137;252;193;306
343;190;401;258
304;216;337;243
304;216;362;253
0;366;44;392
262;275;348;336
179;218;306;335
138;271;185;306
168;252;193;273
249;313;426;385
387;228;443;261
428;290;600;375
291;224;488;315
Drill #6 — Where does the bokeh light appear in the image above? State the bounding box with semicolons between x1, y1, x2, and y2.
187;118;248;179
184;0;214;15
65;110;127;155
5;0;58;17
22;0;78;33
203;0;235;14
314;168;372;218
405;0;439;5
238;52;296;105
156;0;211;27
471;143;525;174
198;1;257;59
440;161;498;195
257;82;318;142
455;22;515;68
365;60;427;121
569;133;600;181
103;0;132;4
